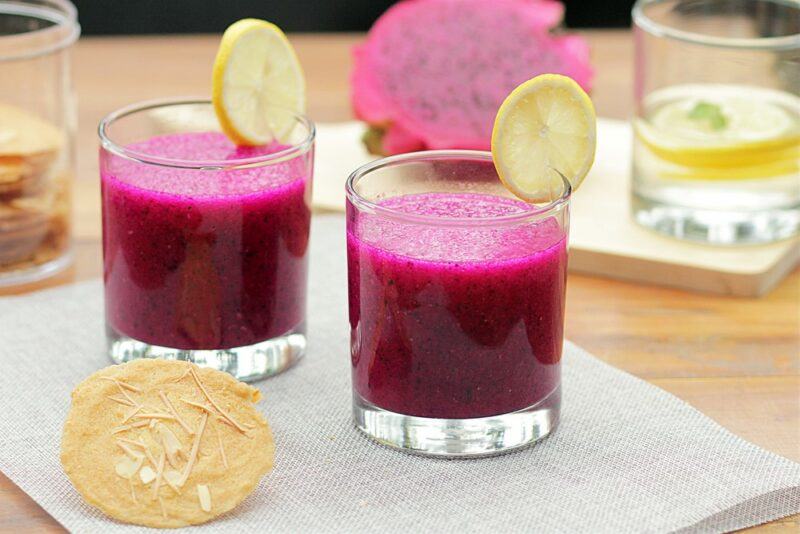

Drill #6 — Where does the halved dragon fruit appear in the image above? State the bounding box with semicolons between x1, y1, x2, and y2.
351;0;594;155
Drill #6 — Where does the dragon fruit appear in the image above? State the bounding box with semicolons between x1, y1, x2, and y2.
351;0;594;155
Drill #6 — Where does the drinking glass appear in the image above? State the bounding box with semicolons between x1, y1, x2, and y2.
99;99;314;381
346;150;569;456
0;0;79;285
632;0;800;245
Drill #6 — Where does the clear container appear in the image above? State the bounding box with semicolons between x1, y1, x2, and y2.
0;0;79;285
99;99;315;382
631;0;800;245
346;150;569;457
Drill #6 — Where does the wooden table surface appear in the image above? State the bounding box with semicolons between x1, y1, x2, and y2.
1;31;798;532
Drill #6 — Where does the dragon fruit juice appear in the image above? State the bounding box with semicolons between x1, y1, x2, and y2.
101;131;312;350
347;192;567;419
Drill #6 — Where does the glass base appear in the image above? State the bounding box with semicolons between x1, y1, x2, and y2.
0;249;73;288
107;322;306;382
353;386;560;458
632;194;800;245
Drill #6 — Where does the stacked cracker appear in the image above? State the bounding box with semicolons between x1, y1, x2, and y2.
0;103;69;270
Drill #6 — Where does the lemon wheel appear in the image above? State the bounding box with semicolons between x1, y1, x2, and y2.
491;74;596;203
212;19;305;146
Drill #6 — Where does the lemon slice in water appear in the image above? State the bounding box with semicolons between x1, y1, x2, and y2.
212;19;305;145
636;86;800;174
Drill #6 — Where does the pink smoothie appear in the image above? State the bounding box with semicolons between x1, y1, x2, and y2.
101;132;312;350
347;192;567;419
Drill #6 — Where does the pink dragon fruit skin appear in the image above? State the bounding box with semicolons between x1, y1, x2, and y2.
351;0;594;154
382;120;427;154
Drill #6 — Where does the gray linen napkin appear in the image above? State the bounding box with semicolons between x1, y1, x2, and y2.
0;215;798;533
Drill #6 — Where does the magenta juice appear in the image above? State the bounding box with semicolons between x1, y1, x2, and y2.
101;132;312;350
347;192;567;419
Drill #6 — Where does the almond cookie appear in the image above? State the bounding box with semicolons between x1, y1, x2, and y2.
0;203;49;265
61;359;275;528
0;104;62;200
0;157;40;200
0;154;57;200
0;103;63;158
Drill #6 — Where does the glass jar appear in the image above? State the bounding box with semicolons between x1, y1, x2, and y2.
632;0;800;245
99;99;315;382
346;150;569;456
0;0;79;285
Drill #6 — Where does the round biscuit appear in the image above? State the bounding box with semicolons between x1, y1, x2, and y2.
61;359;274;528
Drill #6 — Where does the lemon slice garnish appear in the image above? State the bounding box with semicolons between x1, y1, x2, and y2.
212;18;305;146
491;74;596;203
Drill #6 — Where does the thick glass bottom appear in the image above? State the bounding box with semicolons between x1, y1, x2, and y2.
106;322;306;382
0;248;73;287
353;386;560;458
632;194;799;245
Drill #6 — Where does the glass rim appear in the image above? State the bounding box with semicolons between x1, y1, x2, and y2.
345;150;572;228
632;0;800;51
0;0;81;61
98;97;316;170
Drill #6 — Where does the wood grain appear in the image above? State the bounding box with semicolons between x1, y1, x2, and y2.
0;31;798;533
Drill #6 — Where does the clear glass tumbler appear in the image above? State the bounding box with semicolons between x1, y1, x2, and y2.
99;99;314;382
0;0;79;285
346;151;569;457
632;0;800;245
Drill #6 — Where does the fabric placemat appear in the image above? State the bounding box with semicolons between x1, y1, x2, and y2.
0;215;798;533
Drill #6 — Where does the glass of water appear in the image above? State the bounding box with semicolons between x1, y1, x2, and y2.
631;0;799;245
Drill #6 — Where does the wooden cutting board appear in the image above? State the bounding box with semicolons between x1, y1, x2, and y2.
312;120;799;297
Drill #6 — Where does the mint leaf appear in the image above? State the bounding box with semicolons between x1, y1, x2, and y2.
688;101;727;130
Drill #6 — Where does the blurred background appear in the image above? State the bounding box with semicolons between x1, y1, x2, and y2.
72;0;635;34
